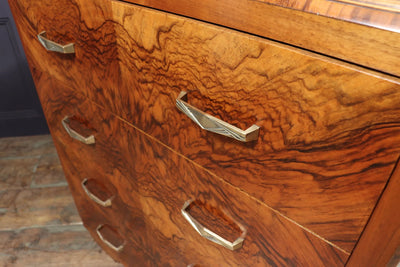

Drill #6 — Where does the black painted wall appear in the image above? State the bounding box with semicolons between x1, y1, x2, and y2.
0;0;49;137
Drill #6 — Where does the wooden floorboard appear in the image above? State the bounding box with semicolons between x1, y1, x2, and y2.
0;135;122;266
0;186;81;229
0;225;122;267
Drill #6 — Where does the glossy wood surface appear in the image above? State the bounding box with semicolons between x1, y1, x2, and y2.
253;0;400;31
347;158;400;266
83;1;400;252
122;0;400;77
335;0;400;11
10;0;400;252
31;75;153;266
37;77;349;266
9;0;400;262
10;0;400;80
8;0;116;101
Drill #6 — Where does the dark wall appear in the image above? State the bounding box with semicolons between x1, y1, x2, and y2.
0;0;49;137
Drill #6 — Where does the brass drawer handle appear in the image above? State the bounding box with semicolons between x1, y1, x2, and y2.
61;116;95;145
37;31;75;54
176;91;259;142
181;199;247;251
81;179;113;207
96;224;125;252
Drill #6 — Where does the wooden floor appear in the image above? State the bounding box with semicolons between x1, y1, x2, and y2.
0;135;123;267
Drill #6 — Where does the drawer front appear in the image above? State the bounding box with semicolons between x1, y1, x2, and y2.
35;78;157;266
9;0;116;99
99;110;350;266
91;1;400;251
60;156;156;267
12;0;400;253
37;80;348;266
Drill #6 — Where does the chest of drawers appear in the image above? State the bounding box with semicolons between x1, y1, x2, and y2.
9;0;400;265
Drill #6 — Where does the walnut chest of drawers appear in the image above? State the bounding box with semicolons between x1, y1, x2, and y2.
9;0;400;265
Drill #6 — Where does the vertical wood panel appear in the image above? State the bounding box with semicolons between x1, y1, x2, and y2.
347;158;400;266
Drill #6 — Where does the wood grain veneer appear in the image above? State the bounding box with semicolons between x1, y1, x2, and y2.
253;0;400;29
335;0;400;11
347;158;400;266
121;0;400;77
9;0;400;264
37;75;349;266
10;0;400;253
10;0;400;80
75;0;400;252
30;75;153;266
8;0;116;100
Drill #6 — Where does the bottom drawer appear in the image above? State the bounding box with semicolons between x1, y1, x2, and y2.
53;143;151;265
38;77;349;266
34;76;154;265
102;109;349;266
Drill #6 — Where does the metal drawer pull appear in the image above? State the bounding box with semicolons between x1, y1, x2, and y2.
61;116;95;145
37;31;75;54
81;179;113;207
181;199;246;251
176;91;259;142
96;224;125;252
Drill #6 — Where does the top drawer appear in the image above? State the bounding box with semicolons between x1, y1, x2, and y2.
11;0;400;253
9;0;116;96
